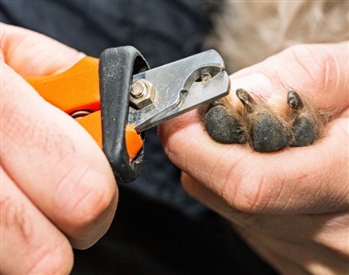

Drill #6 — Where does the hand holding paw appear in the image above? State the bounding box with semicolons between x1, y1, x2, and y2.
159;42;349;274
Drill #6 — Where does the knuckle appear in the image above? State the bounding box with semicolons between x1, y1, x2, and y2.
1;194;33;243
223;172;284;214
222;180;258;213
0;186;73;275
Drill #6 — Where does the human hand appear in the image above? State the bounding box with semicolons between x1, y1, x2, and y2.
159;42;349;274
0;23;117;274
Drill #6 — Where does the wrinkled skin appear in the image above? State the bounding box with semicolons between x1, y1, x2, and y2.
0;23;117;274
159;42;349;274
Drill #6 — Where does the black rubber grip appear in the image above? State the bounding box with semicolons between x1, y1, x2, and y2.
99;46;149;183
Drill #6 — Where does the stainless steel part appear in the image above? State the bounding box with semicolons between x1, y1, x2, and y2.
129;79;156;109
128;49;230;132
70;110;93;120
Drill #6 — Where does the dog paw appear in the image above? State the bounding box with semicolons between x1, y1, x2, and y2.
205;88;325;152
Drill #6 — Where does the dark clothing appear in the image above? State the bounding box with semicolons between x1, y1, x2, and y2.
0;1;277;274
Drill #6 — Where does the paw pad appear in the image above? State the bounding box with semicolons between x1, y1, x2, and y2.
205;88;324;152
205;104;245;144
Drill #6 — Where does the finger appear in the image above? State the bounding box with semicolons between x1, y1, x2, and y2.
182;173;349;249
0;22;85;76
1;62;118;249
0;167;73;274
160;43;349;214
181;173;349;274
181;174;312;274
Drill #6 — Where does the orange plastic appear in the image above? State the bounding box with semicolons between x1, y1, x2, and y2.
25;56;143;160
26;56;101;114
77;111;142;160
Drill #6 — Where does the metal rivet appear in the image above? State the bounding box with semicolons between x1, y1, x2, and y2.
201;70;212;83
70;110;92;120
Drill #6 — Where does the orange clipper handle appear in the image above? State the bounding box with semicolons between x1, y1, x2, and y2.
25;56;142;160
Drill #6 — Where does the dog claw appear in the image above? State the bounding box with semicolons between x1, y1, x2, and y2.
287;90;304;110
236;88;255;112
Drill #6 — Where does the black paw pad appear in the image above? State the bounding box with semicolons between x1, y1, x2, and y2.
250;111;290;152
205;104;245;144
291;116;318;147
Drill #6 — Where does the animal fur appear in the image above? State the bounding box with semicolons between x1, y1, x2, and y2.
208;0;349;73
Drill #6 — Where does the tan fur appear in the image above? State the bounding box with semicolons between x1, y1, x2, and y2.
208;0;349;73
